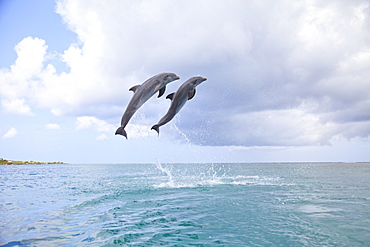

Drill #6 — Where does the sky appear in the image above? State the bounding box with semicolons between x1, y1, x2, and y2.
1;0;369;164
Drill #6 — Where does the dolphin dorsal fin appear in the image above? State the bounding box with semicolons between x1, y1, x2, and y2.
129;85;140;93
166;92;175;101
188;89;196;100
158;86;166;98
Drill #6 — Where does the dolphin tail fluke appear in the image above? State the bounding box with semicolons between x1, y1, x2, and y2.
151;124;160;136
115;127;128;139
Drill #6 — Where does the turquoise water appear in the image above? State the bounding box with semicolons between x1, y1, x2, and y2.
1;162;369;246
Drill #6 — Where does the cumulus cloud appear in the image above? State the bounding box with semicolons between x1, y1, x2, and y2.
2;127;18;139
1;0;369;147
76;116;115;132
0;37;45;115
1;99;34;116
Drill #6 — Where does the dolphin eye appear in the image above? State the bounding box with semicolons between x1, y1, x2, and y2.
163;75;169;81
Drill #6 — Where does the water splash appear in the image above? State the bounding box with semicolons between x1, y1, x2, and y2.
153;162;230;188
154;159;175;188
152;162;281;189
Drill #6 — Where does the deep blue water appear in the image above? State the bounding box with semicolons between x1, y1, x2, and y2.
1;162;369;246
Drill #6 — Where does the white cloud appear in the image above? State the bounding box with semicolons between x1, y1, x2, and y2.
76;116;115;132
76;116;116;140
2;127;18;139
1;99;34;116
45;123;61;130
11;36;47;79
0;37;47;100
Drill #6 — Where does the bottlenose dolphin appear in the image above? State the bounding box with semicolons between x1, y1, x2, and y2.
115;72;180;138
151;76;207;135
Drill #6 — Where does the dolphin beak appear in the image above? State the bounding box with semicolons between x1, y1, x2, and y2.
175;76;180;80
202;77;207;81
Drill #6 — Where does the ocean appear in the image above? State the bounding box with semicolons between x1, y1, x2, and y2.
1;162;369;246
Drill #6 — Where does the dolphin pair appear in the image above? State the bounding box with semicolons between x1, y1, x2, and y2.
115;73;206;138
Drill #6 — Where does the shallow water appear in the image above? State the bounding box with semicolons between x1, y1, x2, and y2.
1;162;369;246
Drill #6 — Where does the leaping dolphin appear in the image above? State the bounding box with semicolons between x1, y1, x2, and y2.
115;72;180;138
151;76;207;135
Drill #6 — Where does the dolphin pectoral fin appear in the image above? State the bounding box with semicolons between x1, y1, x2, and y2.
158;86;166;98
129;85;140;93
166;93;175;100
188;89;196;100
115;126;128;139
151;124;160;136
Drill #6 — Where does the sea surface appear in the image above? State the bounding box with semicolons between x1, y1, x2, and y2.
1;162;369;246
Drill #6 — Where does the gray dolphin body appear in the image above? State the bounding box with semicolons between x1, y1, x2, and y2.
151;76;207;135
116;72;180;138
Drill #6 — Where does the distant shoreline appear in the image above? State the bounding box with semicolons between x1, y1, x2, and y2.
0;158;64;165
